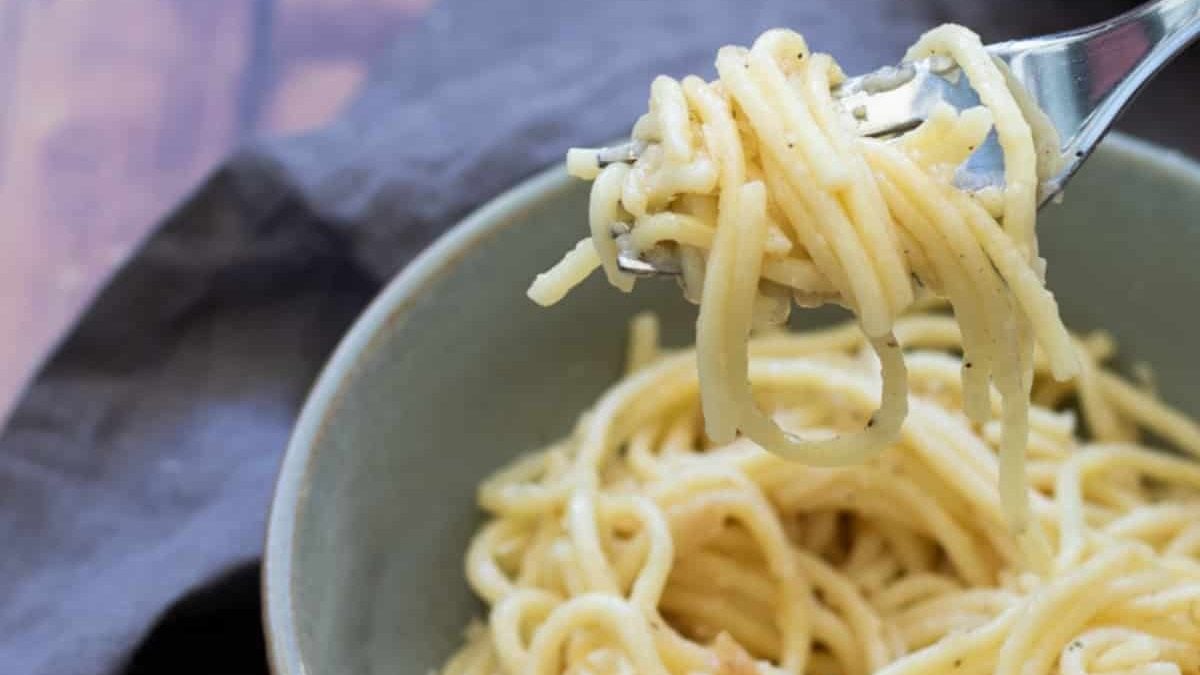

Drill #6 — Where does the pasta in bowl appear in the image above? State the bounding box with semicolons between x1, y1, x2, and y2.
264;26;1200;675
455;25;1200;675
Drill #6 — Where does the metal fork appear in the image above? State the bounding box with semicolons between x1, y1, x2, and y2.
606;0;1200;276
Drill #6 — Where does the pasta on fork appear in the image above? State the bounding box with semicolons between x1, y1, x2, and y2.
531;25;1077;566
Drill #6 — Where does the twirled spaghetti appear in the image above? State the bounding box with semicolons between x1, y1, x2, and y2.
530;25;1077;566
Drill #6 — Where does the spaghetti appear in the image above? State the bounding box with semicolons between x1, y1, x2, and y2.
437;24;1200;675
441;313;1200;675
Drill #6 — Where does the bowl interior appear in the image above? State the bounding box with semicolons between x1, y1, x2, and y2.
266;135;1200;675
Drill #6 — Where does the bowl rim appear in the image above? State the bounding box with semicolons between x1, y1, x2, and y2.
261;131;1200;675
263;160;569;674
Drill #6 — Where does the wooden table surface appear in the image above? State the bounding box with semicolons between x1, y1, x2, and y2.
0;0;432;421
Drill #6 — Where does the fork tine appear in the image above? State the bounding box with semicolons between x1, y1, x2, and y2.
596;140;647;167
834;56;968;138
617;252;673;275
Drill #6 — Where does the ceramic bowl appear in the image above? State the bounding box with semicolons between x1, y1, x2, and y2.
264;133;1200;674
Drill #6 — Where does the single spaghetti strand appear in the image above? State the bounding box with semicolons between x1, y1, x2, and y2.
685;74;749;445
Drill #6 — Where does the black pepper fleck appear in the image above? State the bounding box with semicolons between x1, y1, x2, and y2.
965;362;973;369
954;659;963;668
798;52;805;59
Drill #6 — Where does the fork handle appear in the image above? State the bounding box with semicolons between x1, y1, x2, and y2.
993;0;1200;189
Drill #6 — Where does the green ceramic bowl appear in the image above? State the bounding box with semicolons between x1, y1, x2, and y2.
264;133;1200;675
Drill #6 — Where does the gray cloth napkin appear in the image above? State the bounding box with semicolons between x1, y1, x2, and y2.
0;0;1169;673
